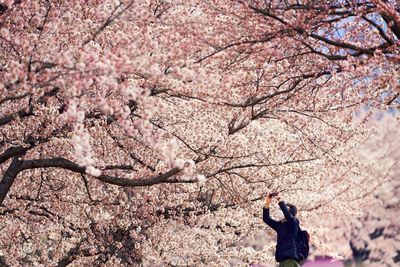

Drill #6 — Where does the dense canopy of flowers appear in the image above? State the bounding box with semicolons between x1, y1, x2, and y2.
0;0;398;266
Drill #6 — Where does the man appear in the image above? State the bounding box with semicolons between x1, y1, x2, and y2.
263;192;300;267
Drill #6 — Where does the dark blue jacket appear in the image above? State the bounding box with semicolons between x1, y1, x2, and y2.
263;201;300;262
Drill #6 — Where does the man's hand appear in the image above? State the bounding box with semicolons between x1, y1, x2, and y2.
265;192;282;208
265;194;272;208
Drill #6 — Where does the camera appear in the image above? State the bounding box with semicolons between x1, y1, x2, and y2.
269;192;279;197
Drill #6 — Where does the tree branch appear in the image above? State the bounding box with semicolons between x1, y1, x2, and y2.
0;104;34;126
0;157;23;205
20;157;185;187
0;146;30;165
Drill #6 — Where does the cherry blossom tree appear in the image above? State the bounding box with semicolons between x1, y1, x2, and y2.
327;113;400;267
0;0;398;266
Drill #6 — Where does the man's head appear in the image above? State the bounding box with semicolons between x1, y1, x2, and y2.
286;203;297;217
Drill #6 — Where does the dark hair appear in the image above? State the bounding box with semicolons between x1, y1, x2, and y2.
286;203;297;217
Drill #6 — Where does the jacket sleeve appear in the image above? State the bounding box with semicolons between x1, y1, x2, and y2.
263;207;279;231
278;201;296;224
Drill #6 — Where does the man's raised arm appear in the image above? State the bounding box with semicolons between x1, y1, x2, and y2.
278;200;295;223
263;193;279;231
